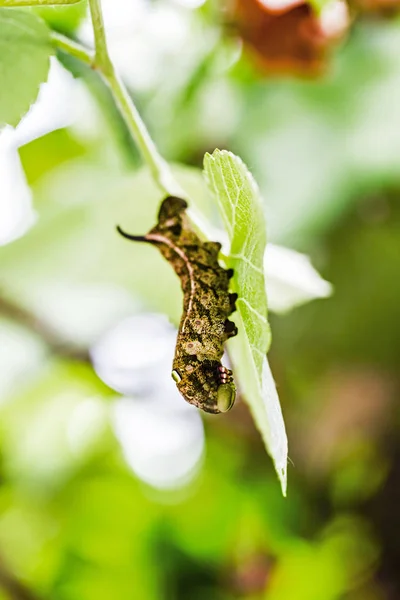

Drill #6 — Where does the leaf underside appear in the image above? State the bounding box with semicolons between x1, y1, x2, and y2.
204;149;288;495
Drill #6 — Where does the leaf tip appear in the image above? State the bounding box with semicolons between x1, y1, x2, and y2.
277;464;287;497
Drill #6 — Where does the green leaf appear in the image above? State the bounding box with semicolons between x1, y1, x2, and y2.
30;1;87;34
204;149;288;495
0;9;53;128
19;127;87;184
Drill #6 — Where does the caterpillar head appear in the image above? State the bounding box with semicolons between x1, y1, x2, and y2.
172;362;236;414
155;196;188;237
157;196;186;222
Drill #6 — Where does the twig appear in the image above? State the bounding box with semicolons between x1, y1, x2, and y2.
50;31;94;67
0;294;90;363
51;7;185;198
0;556;42;600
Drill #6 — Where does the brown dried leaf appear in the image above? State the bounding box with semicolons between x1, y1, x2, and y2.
232;0;348;76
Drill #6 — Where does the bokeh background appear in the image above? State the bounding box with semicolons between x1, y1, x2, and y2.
0;0;400;598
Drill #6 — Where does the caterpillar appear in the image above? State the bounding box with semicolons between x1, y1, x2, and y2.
117;196;238;414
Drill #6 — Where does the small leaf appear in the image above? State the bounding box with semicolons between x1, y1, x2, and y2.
30;1;88;35
204;149;288;494
0;9;53;128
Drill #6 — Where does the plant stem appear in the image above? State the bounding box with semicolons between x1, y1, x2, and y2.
56;0;183;197
0;294;90;363
88;0;113;76
52;30;182;195
104;69;183;196
50;31;94;67
0;555;42;600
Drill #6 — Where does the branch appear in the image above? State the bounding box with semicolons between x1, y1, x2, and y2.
87;0;112;76
52;3;185;198
50;31;94;67
0;294;90;363
0;556;42;600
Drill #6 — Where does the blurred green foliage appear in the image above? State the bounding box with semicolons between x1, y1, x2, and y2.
0;1;400;599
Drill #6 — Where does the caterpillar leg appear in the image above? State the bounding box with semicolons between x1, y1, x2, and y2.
229;293;238;313
204;241;222;256
224;319;238;338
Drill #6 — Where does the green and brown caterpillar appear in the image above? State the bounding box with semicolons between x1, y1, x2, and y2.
117;196;238;414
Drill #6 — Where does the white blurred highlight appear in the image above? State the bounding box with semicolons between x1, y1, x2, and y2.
91;313;177;397
92;313;205;489
32;283;137;347
175;0;206;7
113;396;204;490
78;0;205;92
258;0;349;32
265;243;332;313
320;0;349;38
0;129;36;245
257;0;304;12
0;322;45;404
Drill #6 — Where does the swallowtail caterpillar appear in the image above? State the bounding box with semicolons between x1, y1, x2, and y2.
117;196;238;414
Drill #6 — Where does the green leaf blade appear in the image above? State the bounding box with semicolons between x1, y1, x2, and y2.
204;149;288;495
204;150;270;369
31;1;88;35
0;9;53;128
